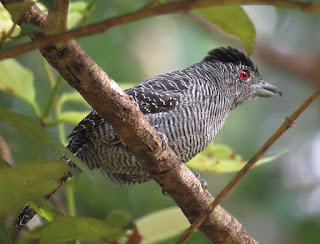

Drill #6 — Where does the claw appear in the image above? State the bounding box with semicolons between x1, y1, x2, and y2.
162;172;207;196
162;189;169;196
132;131;167;162
132;155;137;162
157;131;169;151
193;171;208;189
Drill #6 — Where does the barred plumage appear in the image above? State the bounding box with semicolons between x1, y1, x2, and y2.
16;47;281;231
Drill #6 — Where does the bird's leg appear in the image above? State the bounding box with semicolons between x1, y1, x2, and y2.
193;171;208;189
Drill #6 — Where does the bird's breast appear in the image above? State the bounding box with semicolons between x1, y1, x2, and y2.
149;94;227;163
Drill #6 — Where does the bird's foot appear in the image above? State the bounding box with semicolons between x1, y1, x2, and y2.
161;171;207;196
162;189;169;196
157;131;169;151
132;131;168;162
132;155;137;162
193;171;208;189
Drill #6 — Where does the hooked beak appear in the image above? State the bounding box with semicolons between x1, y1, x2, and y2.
251;81;282;97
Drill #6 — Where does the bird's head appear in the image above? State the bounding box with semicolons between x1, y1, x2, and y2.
203;47;281;106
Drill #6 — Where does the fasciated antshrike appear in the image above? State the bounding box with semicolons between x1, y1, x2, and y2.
16;47;281;230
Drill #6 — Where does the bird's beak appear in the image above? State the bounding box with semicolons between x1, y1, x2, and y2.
251;81;282;97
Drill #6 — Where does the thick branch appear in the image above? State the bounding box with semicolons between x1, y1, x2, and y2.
1;0;320;60
1;0;257;243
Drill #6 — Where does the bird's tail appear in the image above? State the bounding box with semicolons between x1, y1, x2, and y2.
15;158;76;231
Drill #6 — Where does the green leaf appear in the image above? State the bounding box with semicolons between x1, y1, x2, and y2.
0;161;69;219
5;2;33;23
34;1;48;14
186;144;286;173
161;230;207;244
68;1;88;29
19;23;44;36
0;157;10;169
0;106;89;173
192;5;256;54
107;209;132;228
136;207;189;244
0;59;40;115
59;91;88;108
0;3;21;38
57;111;90;125
35;0;54;10
18;216;126;244
0;222;11;244
29;199;63;222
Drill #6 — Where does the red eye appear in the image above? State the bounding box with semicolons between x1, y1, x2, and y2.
239;70;250;81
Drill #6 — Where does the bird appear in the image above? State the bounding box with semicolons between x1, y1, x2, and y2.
15;47;281;231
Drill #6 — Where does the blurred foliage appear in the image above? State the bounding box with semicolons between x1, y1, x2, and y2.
0;0;319;243
5;2;33;23
29;198;64;223
192;5;255;54
0;222;11;244
0;106;88;172
17;216;127;244
187;144;286;173
0;59;39;114
135;207;189;244
0;161;69;219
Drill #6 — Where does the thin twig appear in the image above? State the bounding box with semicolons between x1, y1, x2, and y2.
77;0;97;28
141;0;161;10
176;88;320;244
41;75;63;120
1;0;320;60
0;23;17;47
43;59;56;87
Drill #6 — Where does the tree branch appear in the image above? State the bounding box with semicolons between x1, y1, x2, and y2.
177;88;320;243
1;0;257;243
1;0;320;60
47;0;69;31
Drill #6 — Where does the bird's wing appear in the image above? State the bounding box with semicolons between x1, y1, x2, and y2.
126;82;182;114
67;110;104;138
68;73;188;138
